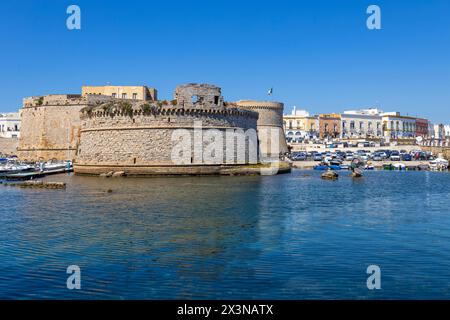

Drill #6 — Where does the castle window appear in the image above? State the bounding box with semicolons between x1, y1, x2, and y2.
214;96;219;105
133;93;138;100
112;93;116;98
122;93;127;99
192;95;199;104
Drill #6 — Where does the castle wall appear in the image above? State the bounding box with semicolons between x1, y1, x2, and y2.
17;95;112;161
75;107;259;175
0;137;18;156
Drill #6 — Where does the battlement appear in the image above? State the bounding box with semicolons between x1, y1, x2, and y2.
235;100;284;110
80;100;259;120
22;94;115;108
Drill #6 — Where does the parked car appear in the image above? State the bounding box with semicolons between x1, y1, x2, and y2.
291;152;307;161
390;151;401;161
378;152;388;159
359;155;369;161
313;153;323;161
401;154;412;161
372;153;383;161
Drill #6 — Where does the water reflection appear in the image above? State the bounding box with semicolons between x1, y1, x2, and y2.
1;171;450;299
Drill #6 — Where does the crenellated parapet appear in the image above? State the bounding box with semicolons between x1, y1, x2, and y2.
80;100;258;121
22;94;114;108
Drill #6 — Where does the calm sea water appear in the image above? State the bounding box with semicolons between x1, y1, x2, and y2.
1;170;450;299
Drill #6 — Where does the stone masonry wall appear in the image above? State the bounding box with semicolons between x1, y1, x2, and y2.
18;95;113;161
18;105;83;161
0;137;18;156
235;101;289;156
75;109;258;171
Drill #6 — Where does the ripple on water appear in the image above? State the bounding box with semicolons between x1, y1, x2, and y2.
1;171;450;299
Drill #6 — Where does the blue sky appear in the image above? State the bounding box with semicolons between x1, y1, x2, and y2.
0;0;449;122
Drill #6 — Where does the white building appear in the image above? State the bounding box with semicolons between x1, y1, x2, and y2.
283;107;319;142
444;125;450;138
433;124;445;140
340;108;383;139
381;112;416;139
0;112;21;138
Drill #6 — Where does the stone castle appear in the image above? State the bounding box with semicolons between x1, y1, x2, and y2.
18;84;288;175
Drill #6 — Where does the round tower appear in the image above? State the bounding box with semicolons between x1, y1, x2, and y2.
235;100;288;158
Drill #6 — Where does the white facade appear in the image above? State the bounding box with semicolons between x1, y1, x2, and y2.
444;125;450;138
283;108;319;142
340;109;383;139
433;124;445;140
381;112;416;139
0;112;21;138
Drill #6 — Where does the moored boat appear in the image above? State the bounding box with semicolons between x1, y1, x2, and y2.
392;163;406;170
429;158;449;171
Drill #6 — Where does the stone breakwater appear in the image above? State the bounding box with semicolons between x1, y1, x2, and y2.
3;181;66;189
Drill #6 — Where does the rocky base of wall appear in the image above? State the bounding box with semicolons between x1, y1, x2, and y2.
74;163;291;176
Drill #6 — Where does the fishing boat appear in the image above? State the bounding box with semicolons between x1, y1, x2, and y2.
321;169;339;180
352;168;363;178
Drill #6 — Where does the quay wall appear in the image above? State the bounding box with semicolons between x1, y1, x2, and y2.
422;146;450;160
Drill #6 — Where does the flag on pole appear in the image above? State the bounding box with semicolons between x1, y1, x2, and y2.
267;88;273;96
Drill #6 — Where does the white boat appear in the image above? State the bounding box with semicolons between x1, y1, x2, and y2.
392;163;406;170
38;160;73;172
430;158;449;171
0;163;35;175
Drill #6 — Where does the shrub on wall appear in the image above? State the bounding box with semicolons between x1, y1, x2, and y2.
118;101;133;118
36;97;44;106
141;103;154;115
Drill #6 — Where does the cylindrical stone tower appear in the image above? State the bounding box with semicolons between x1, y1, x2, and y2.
235;100;288;158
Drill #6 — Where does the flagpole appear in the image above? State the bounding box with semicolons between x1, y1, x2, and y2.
267;87;274;102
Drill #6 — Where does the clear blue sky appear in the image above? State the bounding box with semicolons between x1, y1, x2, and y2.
0;0;449;122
